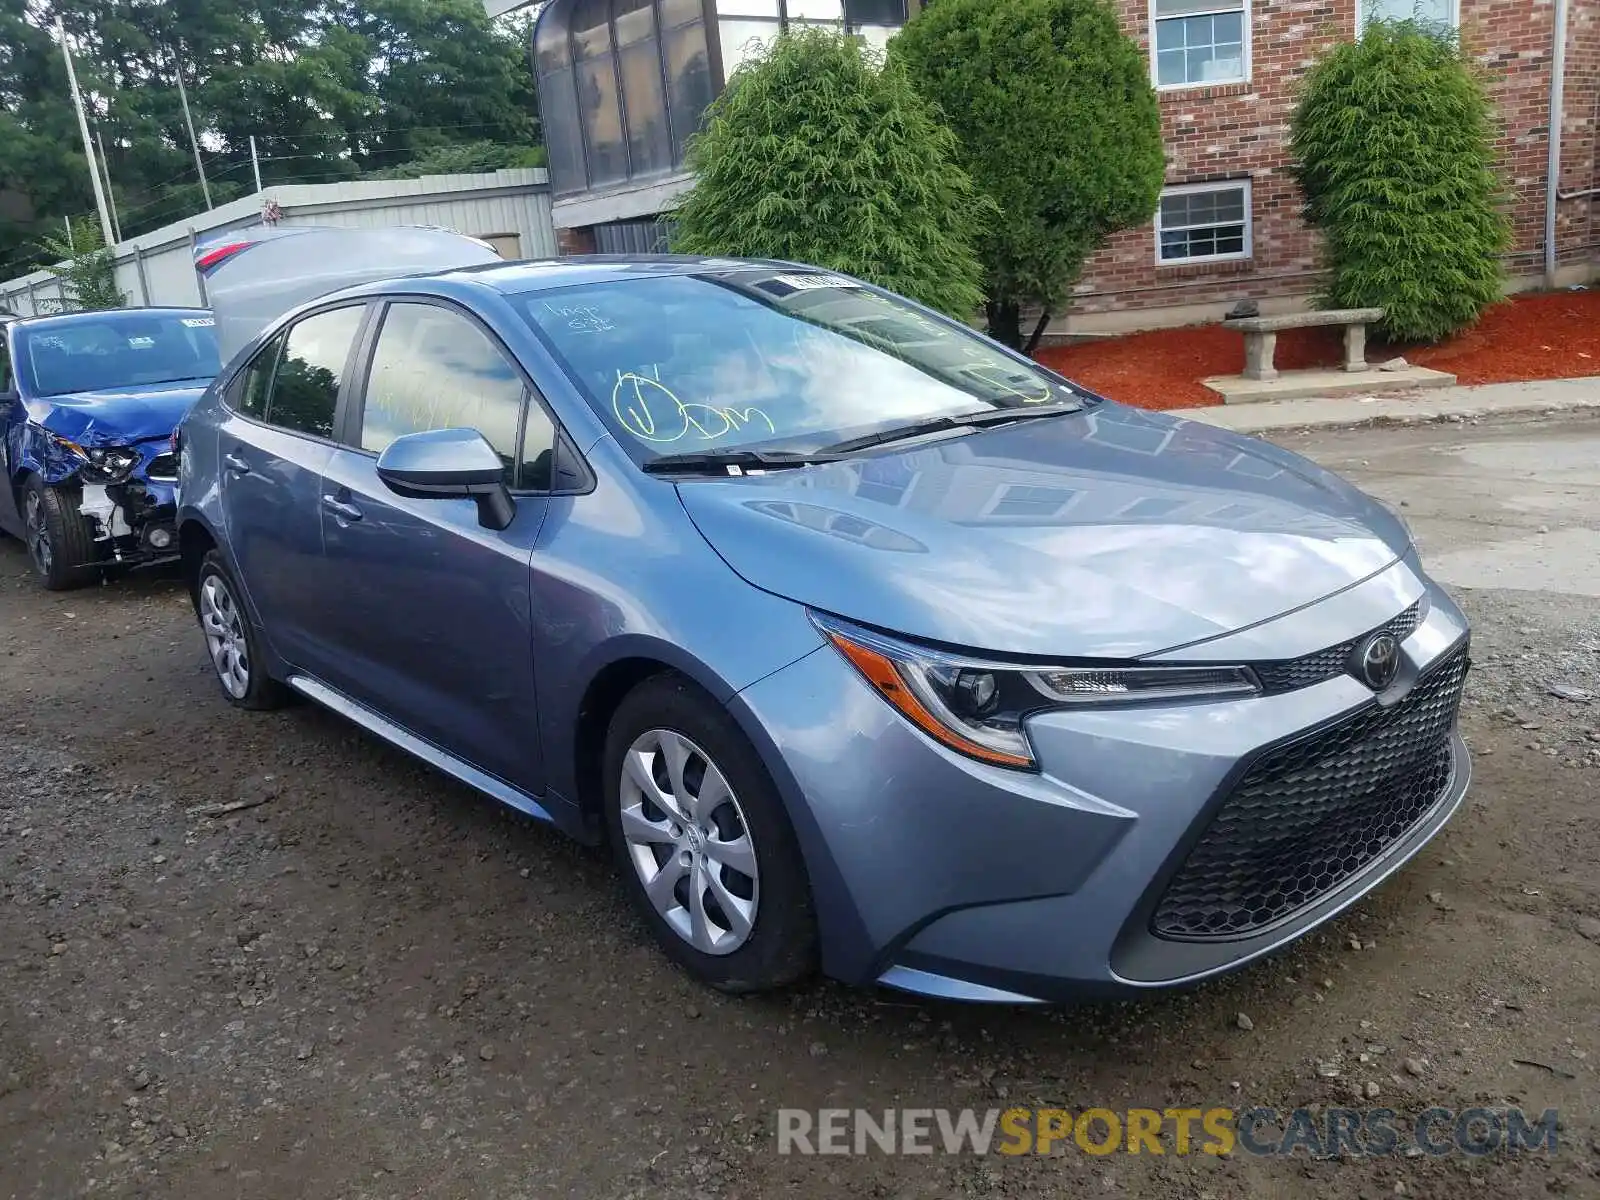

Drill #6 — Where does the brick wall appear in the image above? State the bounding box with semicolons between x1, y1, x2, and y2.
1069;0;1600;327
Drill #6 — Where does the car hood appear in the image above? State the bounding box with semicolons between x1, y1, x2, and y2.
24;381;209;447
675;404;1413;659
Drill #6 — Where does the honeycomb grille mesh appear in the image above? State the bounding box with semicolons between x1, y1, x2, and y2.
1251;602;1423;695
1151;645;1467;941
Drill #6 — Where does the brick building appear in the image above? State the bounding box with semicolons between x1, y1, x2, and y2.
492;0;1599;330
1069;0;1600;333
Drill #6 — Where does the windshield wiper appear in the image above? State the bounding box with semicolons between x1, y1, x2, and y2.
820;402;1083;456
642;448;845;476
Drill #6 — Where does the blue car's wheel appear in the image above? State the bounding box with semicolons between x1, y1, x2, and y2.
22;478;97;592
604;675;817;993
195;550;288;711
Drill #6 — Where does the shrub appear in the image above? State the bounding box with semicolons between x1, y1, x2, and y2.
670;28;988;320
1290;20;1509;343
893;0;1164;351
36;216;123;312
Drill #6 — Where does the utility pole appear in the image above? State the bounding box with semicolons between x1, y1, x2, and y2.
250;135;264;194
56;17;116;248
172;55;213;210
94;129;123;243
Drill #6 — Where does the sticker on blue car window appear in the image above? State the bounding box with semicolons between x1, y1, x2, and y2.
772;274;860;292
182;317;215;328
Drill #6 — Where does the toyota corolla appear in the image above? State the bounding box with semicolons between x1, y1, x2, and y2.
174;251;1470;1002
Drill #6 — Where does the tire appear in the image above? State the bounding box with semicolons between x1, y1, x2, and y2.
603;675;817;993
22;477;99;591
195;549;289;711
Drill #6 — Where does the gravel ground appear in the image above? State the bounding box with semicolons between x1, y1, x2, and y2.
3;415;1600;1200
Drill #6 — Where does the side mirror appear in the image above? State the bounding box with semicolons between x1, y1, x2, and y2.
376;427;516;531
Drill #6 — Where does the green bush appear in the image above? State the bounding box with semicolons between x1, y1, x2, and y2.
1290;20;1509;343
670;28;989;320
36;217;123;312
893;0;1164;351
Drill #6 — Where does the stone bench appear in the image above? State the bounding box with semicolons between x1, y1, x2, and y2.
1223;308;1386;382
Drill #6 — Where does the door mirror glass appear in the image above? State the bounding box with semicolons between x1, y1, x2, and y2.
375;428;517;530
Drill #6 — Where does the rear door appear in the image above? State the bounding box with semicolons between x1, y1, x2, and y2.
314;298;555;794
218;303;371;672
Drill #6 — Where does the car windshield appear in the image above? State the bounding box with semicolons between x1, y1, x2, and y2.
19;312;220;397
518;271;1084;460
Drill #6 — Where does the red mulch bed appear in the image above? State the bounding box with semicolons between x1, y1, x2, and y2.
1033;290;1600;411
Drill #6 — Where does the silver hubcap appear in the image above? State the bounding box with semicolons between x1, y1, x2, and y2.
23;491;51;576
619;729;759;956
199;574;251;699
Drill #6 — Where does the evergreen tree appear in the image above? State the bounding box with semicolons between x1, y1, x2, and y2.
1291;20;1509;343
893;0;1164;351
670;28;989;320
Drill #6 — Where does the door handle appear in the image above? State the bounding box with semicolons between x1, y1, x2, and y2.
321;495;363;522
223;452;251;475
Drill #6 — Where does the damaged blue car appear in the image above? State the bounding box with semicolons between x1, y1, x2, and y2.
0;307;220;589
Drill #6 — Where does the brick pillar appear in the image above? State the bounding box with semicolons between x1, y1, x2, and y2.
556;225;597;256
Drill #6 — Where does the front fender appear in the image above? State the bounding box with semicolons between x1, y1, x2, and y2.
13;421;85;487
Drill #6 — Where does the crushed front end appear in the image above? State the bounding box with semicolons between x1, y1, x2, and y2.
29;428;181;569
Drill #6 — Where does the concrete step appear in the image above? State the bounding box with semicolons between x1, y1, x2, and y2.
1204;365;1458;404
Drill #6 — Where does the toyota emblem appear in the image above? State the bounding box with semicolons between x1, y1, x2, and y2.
1354;632;1401;691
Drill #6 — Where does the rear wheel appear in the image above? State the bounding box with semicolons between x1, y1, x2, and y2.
195;550;288;710
604;675;817;992
22;478;98;591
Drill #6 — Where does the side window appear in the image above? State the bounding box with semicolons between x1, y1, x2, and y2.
359;303;527;485
232;333;283;419
266;306;365;439
0;329;15;393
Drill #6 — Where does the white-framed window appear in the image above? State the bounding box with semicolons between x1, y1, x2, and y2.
1155;180;1253;266
1151;0;1248;89
1356;0;1458;36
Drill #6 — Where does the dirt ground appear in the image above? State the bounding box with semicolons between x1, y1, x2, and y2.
3;413;1600;1200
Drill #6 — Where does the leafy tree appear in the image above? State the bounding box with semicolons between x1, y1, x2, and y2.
1290;19;1509;343
370;139;547;180
0;0;542;272
670;28;989;320
893;0;1165;351
36;216;123;311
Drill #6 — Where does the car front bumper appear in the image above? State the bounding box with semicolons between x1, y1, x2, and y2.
74;475;179;567
732;561;1472;1003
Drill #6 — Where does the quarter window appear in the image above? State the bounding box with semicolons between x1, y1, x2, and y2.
0;331;14;393
359;303;552;489
1153;0;1247;88
266;307;365;439
1156;182;1252;264
233;333;283;419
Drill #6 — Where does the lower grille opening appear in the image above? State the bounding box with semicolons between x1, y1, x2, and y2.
1151;645;1467;941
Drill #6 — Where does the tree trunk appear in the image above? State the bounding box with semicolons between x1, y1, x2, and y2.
985;298;1022;350
1023;310;1053;357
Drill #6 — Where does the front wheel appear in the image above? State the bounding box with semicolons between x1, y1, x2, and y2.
604;676;817;993
22;478;99;591
195;550;288;711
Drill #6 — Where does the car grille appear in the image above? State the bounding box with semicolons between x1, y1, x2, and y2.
1251;602;1423;695
145;453;178;481
1151;643;1467;941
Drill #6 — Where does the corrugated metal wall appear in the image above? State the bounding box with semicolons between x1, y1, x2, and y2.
592;218;674;254
0;170;557;316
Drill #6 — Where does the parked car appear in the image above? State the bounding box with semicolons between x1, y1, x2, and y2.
176;248;1471;1002
1;307;220;589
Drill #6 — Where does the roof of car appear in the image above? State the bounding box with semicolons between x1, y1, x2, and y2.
420;254;805;297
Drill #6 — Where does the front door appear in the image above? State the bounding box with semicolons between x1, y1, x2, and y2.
217;304;368;673
314;300;556;795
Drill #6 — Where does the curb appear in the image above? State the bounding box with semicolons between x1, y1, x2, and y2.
1176;385;1600;437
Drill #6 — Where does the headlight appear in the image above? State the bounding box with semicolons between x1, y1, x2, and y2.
812;613;1261;772
47;433;140;482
